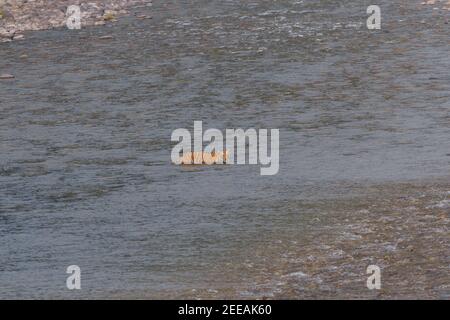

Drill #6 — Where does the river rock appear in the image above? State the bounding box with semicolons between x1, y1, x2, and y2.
0;26;15;40
13;33;23;40
0;73;14;79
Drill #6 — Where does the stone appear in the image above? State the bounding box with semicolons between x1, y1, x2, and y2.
0;73;14;79
103;10;117;21
0;26;15;39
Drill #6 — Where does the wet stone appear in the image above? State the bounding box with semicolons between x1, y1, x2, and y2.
0;73;14;79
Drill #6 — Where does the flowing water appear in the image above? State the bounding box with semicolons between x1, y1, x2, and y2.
0;0;449;299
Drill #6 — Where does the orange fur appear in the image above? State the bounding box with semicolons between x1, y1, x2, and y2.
179;151;229;165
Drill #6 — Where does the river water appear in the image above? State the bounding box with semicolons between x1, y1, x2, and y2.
0;0;449;299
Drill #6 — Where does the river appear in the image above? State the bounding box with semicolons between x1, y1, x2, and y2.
0;0;449;299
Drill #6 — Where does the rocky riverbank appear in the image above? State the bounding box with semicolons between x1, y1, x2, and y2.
0;0;152;42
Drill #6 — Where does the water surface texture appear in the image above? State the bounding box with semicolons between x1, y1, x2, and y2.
1;0;449;298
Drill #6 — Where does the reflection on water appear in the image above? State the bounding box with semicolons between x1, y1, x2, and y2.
0;0;449;298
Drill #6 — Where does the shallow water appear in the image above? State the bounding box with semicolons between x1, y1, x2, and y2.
0;0;449;298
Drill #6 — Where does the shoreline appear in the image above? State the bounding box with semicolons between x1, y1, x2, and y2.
0;0;152;42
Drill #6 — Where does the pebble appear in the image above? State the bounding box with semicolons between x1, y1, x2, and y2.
0;73;15;80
